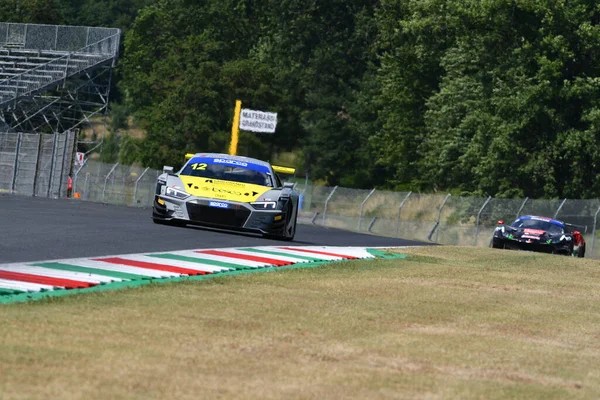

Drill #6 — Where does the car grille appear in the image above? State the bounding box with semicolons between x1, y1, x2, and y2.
186;203;250;228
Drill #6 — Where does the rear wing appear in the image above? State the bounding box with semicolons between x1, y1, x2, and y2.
565;223;588;234
272;165;296;176
185;153;194;160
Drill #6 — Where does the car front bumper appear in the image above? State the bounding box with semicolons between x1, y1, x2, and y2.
152;195;289;235
492;237;571;255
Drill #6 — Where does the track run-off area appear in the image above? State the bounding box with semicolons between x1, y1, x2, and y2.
0;194;427;302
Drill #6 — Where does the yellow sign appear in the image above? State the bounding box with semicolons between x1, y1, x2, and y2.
179;176;269;202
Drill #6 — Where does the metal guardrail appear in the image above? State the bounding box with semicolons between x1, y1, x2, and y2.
0;131;75;197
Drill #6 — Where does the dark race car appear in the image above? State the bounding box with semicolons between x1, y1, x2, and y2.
491;215;586;257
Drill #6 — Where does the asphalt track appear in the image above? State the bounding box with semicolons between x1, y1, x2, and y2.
0;194;430;263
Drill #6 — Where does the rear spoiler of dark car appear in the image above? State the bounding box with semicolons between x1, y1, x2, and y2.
565;223;588;234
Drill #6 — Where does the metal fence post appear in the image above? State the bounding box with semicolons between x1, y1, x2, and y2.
357;189;376;232
321;186;338;226
395;191;412;237
83;173;90;200
63;52;71;87
10;132;21;192
368;217;378;233
57;134;69;198
32;133;42;196
590;205;600;258
516;197;529;219
54;25;58;50
133;167;149;206
473;196;492;246
46;133;59;198
553;198;567;219
427;194;451;242
73;158;88;195
102;162;119;202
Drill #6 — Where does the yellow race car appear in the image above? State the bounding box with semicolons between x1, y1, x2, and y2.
152;153;298;240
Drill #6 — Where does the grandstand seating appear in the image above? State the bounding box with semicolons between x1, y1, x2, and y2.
0;23;120;134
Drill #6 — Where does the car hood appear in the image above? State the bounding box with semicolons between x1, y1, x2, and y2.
178;175;270;202
506;227;553;240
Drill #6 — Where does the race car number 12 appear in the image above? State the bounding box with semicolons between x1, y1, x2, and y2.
191;163;207;171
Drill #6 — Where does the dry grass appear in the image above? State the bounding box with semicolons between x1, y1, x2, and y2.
1;246;600;399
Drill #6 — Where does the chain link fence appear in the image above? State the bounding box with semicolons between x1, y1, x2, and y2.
0;131;75;198
73;160;160;207
0;23;119;52
297;187;600;258
8;153;600;258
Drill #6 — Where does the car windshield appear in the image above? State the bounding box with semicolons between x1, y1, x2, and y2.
180;158;273;186
511;218;564;234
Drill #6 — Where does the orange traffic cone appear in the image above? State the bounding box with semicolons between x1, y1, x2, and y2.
74;192;81;199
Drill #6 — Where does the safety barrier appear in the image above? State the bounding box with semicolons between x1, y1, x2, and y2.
36;159;600;259
0;131;75;197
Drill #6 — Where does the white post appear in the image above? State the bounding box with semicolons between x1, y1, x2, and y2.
73;158;88;194
321;186;338;226
46;133;59;197
473;196;492;246
357;189;376;232
427;194;451;242
102;162;119;202
516;197;529;219
395;191;412;237
10;132;21;192
553;198;567;219
133;167;149;206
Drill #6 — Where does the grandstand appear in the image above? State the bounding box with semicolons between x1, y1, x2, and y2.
0;23;120;198
0;23;120;137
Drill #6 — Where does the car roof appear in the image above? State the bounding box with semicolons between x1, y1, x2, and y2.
189;153;271;168
516;215;565;227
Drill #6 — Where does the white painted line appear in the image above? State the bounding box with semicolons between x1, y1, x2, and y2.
0;278;56;292
0;265;119;284
267;247;345;261
68;259;181;279
119;254;232;273
155;250;266;268
227;248;313;263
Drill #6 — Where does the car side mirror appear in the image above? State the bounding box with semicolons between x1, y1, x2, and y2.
163;166;174;174
283;182;295;189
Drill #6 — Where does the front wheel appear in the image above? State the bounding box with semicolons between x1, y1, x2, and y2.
264;203;297;241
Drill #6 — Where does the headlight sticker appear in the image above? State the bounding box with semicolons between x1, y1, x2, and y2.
165;187;190;200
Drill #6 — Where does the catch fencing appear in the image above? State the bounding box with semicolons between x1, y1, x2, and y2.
0;23;119;52
73;160;160;207
297;185;600;258
0;131;76;197
68;161;600;258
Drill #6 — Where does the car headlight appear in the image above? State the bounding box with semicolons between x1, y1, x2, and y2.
165;186;190;200
251;201;277;210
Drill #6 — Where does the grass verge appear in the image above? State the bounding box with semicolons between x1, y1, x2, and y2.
1;246;599;399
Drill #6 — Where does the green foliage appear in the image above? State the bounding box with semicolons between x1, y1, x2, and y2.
374;0;600;198
109;103;129;133
118;132;140;165
100;131;119;163
4;0;600;198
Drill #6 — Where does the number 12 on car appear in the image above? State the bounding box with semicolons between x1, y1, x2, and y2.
191;163;207;170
